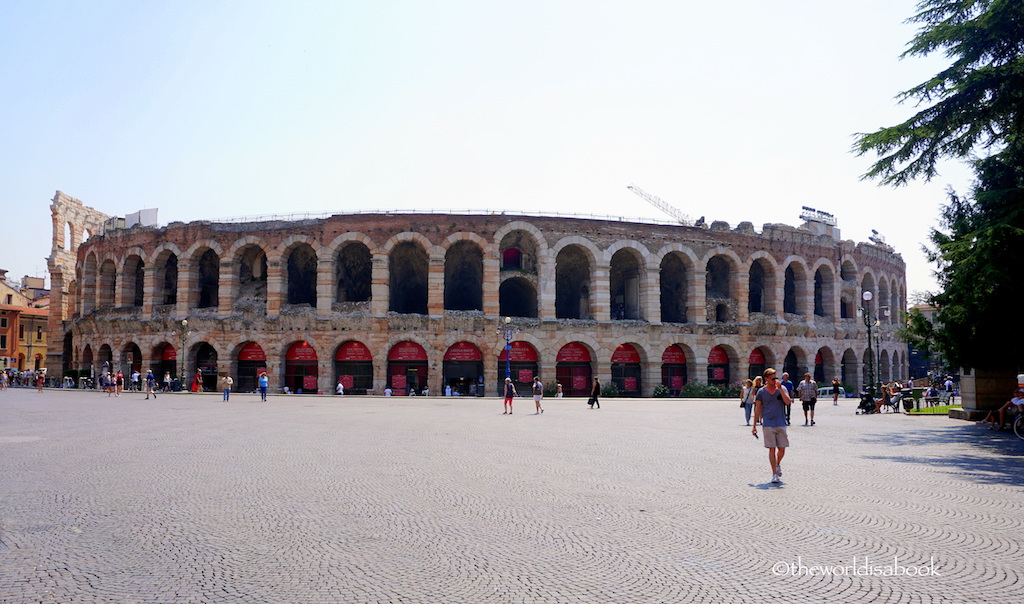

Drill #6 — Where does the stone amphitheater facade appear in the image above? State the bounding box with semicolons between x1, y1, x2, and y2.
52;195;907;397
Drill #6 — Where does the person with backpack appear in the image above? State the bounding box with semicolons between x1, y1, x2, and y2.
145;370;158;400
502;377;517;415
532;376;544;414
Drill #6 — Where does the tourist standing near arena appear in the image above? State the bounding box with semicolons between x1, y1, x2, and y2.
502;377;517;414
532;376;544;414
752;368;792;484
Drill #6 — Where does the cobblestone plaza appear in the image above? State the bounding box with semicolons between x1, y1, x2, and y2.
2;389;1022;603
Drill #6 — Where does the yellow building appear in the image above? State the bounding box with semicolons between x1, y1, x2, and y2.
0;270;50;371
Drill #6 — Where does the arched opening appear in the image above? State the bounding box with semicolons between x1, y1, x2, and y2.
335;242;372;303
98;260;117;307
661;345;687;395
443;342;484;396
123;255;145;308
842;348;857;391
841;261;857;281
659;253;688;323
610;249;642;320
748;348;767;380
880;349;891;383
715;304;728;323
81;254;97;314
389;242;428;314
707;346;730;386
64;222;72;250
387;341;428;395
610;343;642;395
783;349;800;381
62;331;73;377
335;341;373;395
499;230;538;273
497;341;538;395
237;244;268;306
813;266;833;317
444;241;483;311
152;343;177;390
285;341;319;394
706;256;730;298
286;244;317;307
498;277;538;318
197;248;220;308
193;343;219;391
814;349;831;384
81;344;94;379
555;245;592;319
155;252;178;306
120;342;142;379
98;344;113;376
748;260;766;313
236;342;267;393
556;343;593;396
783;265;799;314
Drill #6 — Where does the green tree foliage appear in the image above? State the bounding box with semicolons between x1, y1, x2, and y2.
856;0;1024;371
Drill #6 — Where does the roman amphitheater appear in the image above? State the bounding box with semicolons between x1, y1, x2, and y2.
47;192;907;397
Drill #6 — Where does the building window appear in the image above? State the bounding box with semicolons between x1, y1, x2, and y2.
36;326;43;341
19;325;24;340
0;334;6;350
5;294;11;304
0;317;6;328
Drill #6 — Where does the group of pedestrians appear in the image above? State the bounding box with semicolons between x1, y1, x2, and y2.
501;376;595;415
743;369;826;484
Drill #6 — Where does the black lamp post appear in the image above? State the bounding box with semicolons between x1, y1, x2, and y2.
861;291;877;398
179;319;190;392
496;316;519;382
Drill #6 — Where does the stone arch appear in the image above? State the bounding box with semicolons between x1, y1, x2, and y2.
499;276;538;318
122;252;146;308
444;239;484;311
98;258;117;308
659;251;692;323
389;240;429;314
185;244;222;309
233;241;269;306
553;240;597;320
781;256;810;316
81;251;98;314
747;252;779;314
840;257;859;281
878;276;892;324
494;221;548;274
811;259;837;318
608;244;646;320
282;241;318;307
151;243;182;307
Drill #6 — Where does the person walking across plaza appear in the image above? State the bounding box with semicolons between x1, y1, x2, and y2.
220;373;233;401
831;377;841;405
532;376;544;414
502;377;517;414
145;370;157;400
796;373;817;426
258;372;269;402
588;377;601;409
740;378;755;425
752;368;792;484
780;372;794;425
163;372;171;393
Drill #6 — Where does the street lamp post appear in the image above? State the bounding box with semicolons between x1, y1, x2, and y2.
179;319;190;393
861;291;877;398
496;316;519;382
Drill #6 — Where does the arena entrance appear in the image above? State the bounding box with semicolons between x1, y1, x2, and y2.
661;344;687;396
236;342;267;393
443;342;483;396
496;341;538;396
556;342;592;397
334;341;373;395
387;341;428;396
610;343;642;396
284;341;318;394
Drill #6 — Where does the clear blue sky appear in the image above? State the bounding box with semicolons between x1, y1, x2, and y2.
0;0;972;297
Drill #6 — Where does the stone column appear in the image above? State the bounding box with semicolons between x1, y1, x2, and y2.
316;258;334;319
266;260;284;318
735;270;749;324
427;256;445;316
370;254;389;316
482;256;500;318
142;265;157;318
538;254;556;321
218;261;238;319
175;260;193;320
643;263;660;325
690;270;707;324
693;359;708;386
592;263;610;322
483;353;498;397
643;358;661;397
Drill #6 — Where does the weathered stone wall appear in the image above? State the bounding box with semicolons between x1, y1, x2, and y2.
64;211;908;396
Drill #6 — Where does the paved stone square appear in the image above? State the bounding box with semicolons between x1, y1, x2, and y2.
1;388;1022;603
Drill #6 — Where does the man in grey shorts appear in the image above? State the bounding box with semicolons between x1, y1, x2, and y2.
751;368;792;484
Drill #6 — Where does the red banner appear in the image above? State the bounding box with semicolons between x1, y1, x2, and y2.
611;344;640;364
340;375;354;388
748;349;765;363
518;369;533;383
623;377;637;391
671;376;684;389
712;367;726;380
572;375;588;390
392;375;407;389
336;341;372;362
708;346;728;364
557;343;591;363
444;342;482;362
238;342;266;361
302;375;317;390
388;341;427;362
161;345;176;361
662;345;686;364
287;342;318;361
498;341;538;362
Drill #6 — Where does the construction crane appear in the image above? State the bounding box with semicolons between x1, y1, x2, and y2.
627;184;697;227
